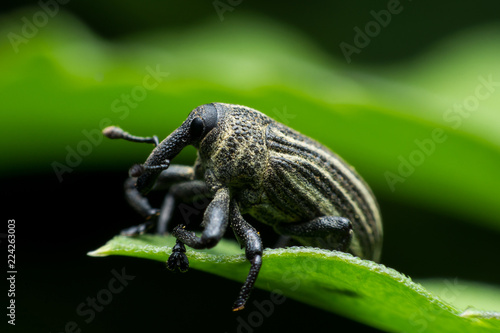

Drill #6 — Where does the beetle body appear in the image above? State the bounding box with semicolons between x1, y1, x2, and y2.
194;104;382;260
103;102;382;310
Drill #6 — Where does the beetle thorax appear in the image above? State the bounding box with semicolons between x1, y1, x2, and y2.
199;106;270;189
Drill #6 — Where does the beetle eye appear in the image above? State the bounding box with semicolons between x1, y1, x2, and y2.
190;117;205;140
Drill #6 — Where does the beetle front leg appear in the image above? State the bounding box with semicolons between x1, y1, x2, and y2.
275;216;353;252
230;201;263;311
172;187;230;248
161;181;211;272
169;187;229;271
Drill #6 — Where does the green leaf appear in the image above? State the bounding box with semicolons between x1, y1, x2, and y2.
89;235;500;333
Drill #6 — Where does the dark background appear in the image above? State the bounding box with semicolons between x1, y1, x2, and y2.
3;1;500;332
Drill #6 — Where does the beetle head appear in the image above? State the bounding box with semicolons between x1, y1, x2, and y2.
133;103;220;194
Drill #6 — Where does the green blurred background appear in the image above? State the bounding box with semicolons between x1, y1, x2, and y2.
2;1;500;332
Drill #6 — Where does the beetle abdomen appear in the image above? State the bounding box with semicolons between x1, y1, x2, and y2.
262;122;383;261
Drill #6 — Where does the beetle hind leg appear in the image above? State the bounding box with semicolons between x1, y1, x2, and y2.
275;216;353;252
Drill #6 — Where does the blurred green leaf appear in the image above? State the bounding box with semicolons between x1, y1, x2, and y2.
1;10;499;234
420;279;500;314
89;235;500;333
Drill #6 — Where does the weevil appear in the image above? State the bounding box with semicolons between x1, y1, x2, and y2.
103;103;383;311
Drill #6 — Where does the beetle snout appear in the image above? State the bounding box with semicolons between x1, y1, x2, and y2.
135;171;156;194
124;163;157;194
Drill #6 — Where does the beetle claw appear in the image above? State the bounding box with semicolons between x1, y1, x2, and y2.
167;240;189;272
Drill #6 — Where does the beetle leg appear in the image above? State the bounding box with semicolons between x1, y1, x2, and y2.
152;165;196;190
169;187;229;274
120;165;202;236
275;216;353;252
120;177;159;236
157;180;211;234
160;181;211;272
172;187;230;249
230;201;263;311
122;180;209;236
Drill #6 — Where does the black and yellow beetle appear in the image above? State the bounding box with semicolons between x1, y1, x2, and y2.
103;103;383;311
